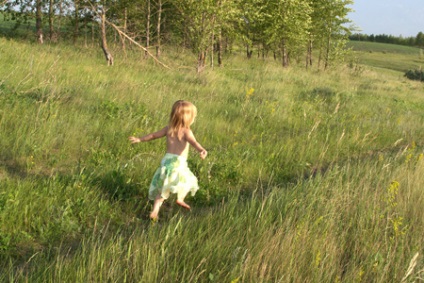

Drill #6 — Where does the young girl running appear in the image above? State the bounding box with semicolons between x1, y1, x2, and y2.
129;100;207;220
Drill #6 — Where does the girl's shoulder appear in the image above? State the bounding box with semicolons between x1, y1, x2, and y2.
159;126;169;134
182;127;193;135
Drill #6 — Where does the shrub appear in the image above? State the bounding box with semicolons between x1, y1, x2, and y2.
404;69;424;82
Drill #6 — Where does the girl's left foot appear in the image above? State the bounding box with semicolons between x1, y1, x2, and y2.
176;200;191;210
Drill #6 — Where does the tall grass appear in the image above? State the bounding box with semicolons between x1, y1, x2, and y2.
1;38;423;282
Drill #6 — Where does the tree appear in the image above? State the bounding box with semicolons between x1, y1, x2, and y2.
264;0;311;67
84;0;116;65
1;0;355;71
416;32;424;48
34;0;43;43
73;0;80;43
173;0;241;72
145;0;150;57
48;0;54;41
173;0;216;72
309;0;353;69
3;0;45;42
156;0;163;57
238;0;267;59
210;0;241;67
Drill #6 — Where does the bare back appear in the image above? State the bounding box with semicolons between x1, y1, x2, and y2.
166;130;190;158
166;126;206;158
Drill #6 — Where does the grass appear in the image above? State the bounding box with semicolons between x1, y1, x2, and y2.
348;41;424;72
1;37;424;282
347;41;422;55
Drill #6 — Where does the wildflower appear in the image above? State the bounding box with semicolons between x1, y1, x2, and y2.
245;87;254;100
386;181;399;208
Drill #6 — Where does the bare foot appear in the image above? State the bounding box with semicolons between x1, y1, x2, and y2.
176;200;191;210
150;212;158;221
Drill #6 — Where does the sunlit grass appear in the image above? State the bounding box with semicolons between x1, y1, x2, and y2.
0;37;423;282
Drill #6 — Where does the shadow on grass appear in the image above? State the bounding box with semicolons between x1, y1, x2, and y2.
90;167;140;202
0;157;29;179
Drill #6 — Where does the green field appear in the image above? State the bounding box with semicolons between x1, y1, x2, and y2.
348;41;424;73
1;38;424;282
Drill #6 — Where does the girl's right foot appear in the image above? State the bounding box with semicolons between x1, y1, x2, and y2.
150;212;158;221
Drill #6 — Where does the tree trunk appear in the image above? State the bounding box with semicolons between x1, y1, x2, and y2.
306;38;312;68
246;44;252;59
101;11;113;66
211;31;214;69
58;0;63;40
325;28;332;70
197;51;206;73
121;7;127;53
107;21;170;69
48;0;55;42
156;0;162;57
318;49;322;69
91;21;95;47
282;39;289;67
84;16;87;47
217;29;222;67
74;0;79;44
210;14;215;69
145;0;151;58
35;0;43;43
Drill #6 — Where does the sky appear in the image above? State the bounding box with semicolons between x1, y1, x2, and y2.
348;0;424;37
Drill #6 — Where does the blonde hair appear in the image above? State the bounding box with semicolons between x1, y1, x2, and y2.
168;100;197;139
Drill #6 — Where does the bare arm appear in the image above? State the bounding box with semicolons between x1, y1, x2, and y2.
129;126;167;143
185;129;208;159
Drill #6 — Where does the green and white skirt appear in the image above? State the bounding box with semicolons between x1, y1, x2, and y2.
148;153;199;201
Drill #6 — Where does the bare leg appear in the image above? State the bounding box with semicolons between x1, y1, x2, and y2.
150;195;165;220
176;199;191;210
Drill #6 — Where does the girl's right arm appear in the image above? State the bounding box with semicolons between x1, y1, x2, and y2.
129;127;167;143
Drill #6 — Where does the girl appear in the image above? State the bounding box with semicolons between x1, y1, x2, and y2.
129;100;207;220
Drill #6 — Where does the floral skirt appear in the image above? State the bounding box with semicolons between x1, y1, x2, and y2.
148;153;199;201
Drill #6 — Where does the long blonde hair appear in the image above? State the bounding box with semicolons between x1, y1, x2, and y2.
168;100;197;139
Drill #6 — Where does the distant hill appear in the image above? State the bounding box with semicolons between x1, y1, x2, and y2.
347;41;424;72
348;41;422;55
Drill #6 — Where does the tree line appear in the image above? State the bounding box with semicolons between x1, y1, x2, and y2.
1;0;353;72
349;32;424;48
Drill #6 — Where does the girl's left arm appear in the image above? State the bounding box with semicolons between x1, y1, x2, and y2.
129;126;168;143
185;129;208;159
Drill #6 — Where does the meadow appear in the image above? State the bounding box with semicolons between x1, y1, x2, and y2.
1;37;424;282
347;41;424;73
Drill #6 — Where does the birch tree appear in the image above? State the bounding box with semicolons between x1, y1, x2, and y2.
239;0;266;59
173;0;216;72
310;0;352;69
173;0;241;71
265;0;311;67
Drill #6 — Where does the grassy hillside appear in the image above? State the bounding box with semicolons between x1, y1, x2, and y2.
1;38;424;282
348;41;424;72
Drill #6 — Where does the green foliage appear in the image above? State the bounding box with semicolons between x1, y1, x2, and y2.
350;31;424;48
1;0;354;70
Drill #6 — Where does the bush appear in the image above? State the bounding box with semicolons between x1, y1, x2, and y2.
404;69;424;82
